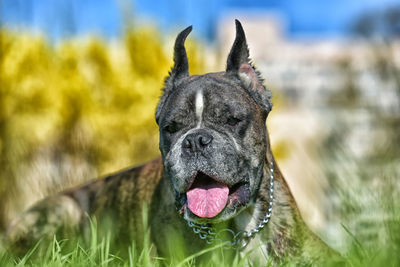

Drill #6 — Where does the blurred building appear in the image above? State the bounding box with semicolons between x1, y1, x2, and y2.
2;0;400;41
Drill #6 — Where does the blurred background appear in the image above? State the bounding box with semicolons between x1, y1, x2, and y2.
0;0;399;254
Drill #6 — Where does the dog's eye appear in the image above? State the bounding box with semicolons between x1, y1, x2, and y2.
226;117;241;127
164;122;179;134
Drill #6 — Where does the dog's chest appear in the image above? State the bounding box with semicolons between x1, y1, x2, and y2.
233;206;272;263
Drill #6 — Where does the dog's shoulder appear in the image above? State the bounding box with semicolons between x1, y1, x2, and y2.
65;157;163;214
4;157;163;253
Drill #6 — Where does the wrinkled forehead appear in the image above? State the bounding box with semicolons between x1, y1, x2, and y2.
178;74;255;108
158;73;259;125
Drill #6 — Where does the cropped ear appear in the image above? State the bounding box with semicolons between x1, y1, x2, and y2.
169;25;192;82
226;19;250;73
156;26;192;123
226;20;272;114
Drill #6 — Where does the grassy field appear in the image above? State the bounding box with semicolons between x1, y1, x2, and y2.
1;216;399;266
1;185;399;267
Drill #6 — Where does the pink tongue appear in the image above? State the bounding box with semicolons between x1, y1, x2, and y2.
187;180;229;218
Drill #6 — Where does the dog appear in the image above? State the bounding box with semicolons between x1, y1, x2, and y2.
5;20;340;264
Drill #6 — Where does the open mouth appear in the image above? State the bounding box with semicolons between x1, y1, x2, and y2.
182;172;250;219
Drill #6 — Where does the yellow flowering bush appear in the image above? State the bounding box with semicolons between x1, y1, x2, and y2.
0;28;204;228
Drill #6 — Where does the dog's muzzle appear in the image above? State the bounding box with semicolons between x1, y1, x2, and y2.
182;130;213;157
176;172;250;219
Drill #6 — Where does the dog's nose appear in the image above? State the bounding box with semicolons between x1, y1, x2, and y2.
182;131;213;154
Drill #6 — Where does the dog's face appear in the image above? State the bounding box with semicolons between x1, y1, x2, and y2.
156;20;272;223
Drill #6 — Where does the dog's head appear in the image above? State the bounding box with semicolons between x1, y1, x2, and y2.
156;20;272;223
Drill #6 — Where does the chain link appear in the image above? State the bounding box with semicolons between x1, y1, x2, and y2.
185;161;274;250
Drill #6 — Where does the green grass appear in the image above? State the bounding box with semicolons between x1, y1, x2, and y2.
1;166;399;267
1;211;399;267
0;230;245;267
1;172;399;266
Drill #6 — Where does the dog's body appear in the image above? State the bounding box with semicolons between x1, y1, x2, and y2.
5;21;339;264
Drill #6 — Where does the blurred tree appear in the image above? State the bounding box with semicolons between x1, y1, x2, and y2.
352;6;400;159
352;5;400;40
327;58;361;108
321;5;400;250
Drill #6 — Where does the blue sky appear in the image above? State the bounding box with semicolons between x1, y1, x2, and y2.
0;0;399;41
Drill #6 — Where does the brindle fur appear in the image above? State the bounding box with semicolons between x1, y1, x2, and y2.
4;21;341;264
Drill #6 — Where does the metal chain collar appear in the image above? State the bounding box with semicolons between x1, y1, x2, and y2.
185;161;274;250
